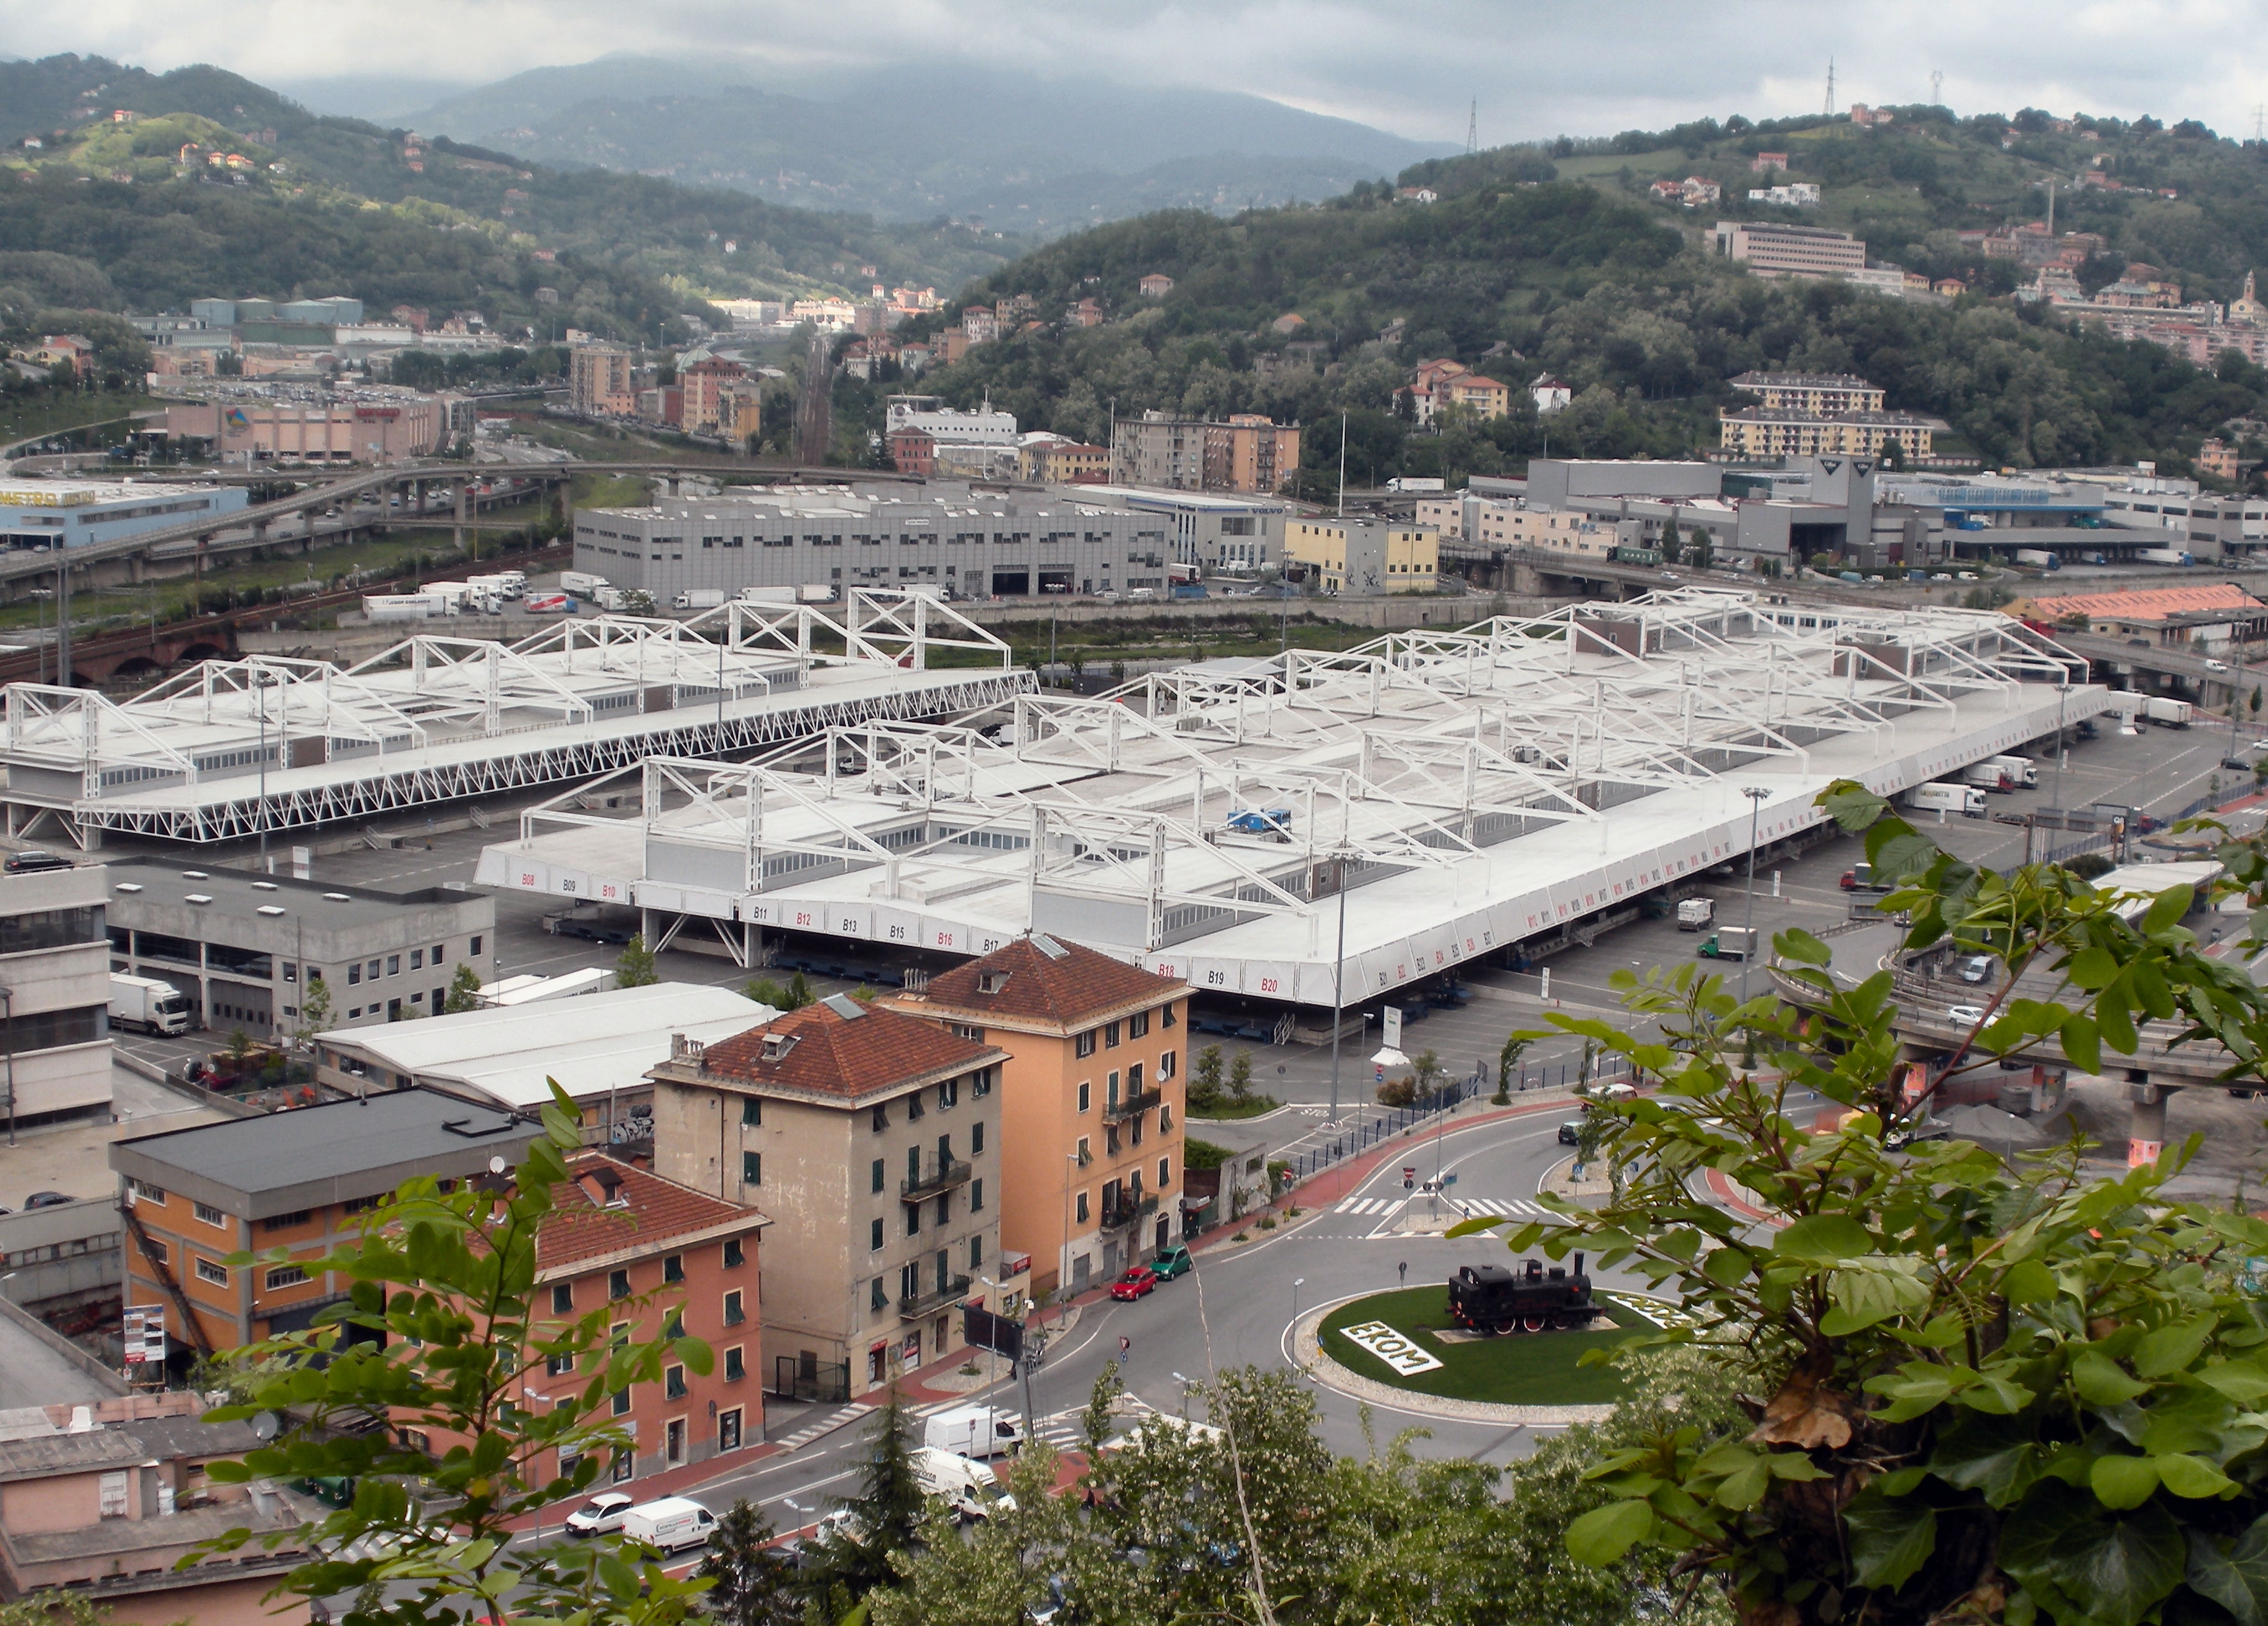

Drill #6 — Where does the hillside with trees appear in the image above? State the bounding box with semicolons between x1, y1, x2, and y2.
890;106;2268;490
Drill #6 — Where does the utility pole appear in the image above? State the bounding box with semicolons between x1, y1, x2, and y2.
1825;57;1837;118
1336;411;1347;521
1737;787;1769;1004
1930;70;1943;108
1466;99;1478;155
1326;853;1349;1125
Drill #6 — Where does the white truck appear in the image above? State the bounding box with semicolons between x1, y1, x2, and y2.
2137;547;2195;566
362;593;440;622
1675;898;1715;932
109;973;192;1036
619;1497;717;1553
674;588;727;611
1910;781;1988;817
561;571;609;597
2014;548;2061;570
738;586;798;606
798;583;836;602
924;1403;1026;1461
420;583;503;617
592;585;653;613
1961;761;2013;791
466;571;525;600
2141;696;2193;727
910;1447;1015;1521
1983;755;2039;788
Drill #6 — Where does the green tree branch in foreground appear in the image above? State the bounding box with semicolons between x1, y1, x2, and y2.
1460;780;2268;1626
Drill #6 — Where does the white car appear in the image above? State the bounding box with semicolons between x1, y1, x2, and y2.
1947;1004;1988;1026
2206;659;2231;673
563;1491;635;1537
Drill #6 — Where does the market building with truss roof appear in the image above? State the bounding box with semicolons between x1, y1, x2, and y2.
474;590;2109;1011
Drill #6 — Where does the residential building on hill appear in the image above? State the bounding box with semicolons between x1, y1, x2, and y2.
644;994;1008;1397
1718;405;1943;460
569;344;634;418
1728;372;1887;415
1109;411;1300;495
889;935;1189;1296
1712;219;1866;279
0;862;114;1127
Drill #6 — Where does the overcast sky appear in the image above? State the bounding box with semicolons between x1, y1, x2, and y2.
7;0;2268;143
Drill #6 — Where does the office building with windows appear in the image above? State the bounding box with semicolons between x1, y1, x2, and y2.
645;994;1007;1398
102;858;496;1037
0;862;113;1126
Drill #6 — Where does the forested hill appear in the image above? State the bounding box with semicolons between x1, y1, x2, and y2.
892;121;2268;490
0;53;1023;344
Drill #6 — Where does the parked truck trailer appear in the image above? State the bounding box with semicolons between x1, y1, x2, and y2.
1910;781;1989;817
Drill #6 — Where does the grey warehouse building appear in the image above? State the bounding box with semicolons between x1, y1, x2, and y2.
103;858;496;1037
574;484;1178;601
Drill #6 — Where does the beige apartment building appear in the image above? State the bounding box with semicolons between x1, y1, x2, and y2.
1711;220;1867;279
645;994;1009;1397
569;344;634;416
1468;503;1634;559
1284;517;1439;594
1725;372;1886;415
891;936;1187;1298
1110;411;1301;495
1717;406;1942;459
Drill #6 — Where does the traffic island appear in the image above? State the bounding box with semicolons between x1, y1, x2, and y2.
1295;1285;1684;1425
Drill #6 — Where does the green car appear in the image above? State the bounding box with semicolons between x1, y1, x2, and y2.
1150;1245;1194;1280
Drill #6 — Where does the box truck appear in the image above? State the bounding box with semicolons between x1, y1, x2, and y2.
525;592;575;615
1696;926;1759;960
924;1403;1026;1461
674;588;727;611
560;571;609;596
910;1448;1015;1520
619;1497;717;1553
1910;781;1988;817
1984;755;2039;788
466;572;524;600
2014;549;2061;570
798;583;836;602
1961;761;2014;791
2141;695;2192;727
362;593;439;622
109;973;192;1036
738;586;797;606
1676;898;1715;932
2137;548;2195;566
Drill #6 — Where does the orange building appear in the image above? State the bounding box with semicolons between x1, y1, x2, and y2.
890;936;1187;1297
568;344;634;416
681;357;750;437
111;1088;543;1370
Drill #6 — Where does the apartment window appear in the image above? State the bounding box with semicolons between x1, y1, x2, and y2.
906;1201;921;1238
970;1177;984;1213
1076;1135;1090;1166
433;944;445;964
140;1237;168;1267
1161;1103;1174;1133
666;1365;688;1400
972;1067;992;1098
871;1157;885;1195
1077;1080;1090;1113
870;1216;885;1251
386;956;400;976
609;1269;631;1300
129;1179;166;1205
1076;1029;1096;1057
906;1145;922;1186
470;936;482;957
1076;1192;1090;1224
663;1254;685;1285
1160;1050;1177;1080
194;1201;226;1227
724;1289;745;1326
1104;1021;1120;1049
938;1076;958;1109
547;1351;575;1376
724;1348;745;1382
262;1210;311;1233
971;1121;985;1155
741;1097;762;1126
365;960;380;980
665;1310;684;1340
870;1277;888;1312
551;1283;574;1314
1159;1157;1171;1188
1105;1123;1122;1157
612;1389;632;1418
265;1264;309;1290
1160;1003;1176;1029
934;1193;950;1227
410;948;424;970
724;1237;745;1269
195;1257;229;1287
969;1235;984;1271
900;1261;920;1302
611;1447;632;1483
870;1104;889;1132
742;1151;761;1186
1129;1011;1150;1039
905;1092;924;1121
348;964;361;986
283;962;298;984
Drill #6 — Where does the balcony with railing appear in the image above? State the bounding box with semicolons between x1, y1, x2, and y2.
898;1274;974;1320
1100;1192;1160;1233
900;1156;974;1200
1102;1087;1163;1124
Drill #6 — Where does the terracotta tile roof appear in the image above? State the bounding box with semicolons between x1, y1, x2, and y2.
536;1152;763;1274
911;935;1185;1030
694;996;1000;1100
2014;584;2264;623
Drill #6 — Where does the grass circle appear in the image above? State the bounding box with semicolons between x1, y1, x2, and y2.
1316;1285;1651;1405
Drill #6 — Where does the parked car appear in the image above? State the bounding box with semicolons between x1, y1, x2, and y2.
2;850;71;874
2223;757;2253;771
23;1192;73;1208
1957;955;1994;985
1150;1245;1194;1280
1557;1120;1585;1146
564;1492;636;1537
2206;659;2231;673
1110;1267;1159;1301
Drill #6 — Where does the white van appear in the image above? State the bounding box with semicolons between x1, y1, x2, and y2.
911;1446;1015;1521
620;1496;719;1553
923;1403;1025;1460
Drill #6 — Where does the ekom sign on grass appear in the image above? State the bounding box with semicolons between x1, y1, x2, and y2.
1337;1319;1444;1376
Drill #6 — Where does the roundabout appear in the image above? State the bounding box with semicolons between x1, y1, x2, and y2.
1293;1284;1689;1426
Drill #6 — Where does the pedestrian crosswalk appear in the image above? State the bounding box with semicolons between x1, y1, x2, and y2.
775;1402;870;1453
1457;1198;1554;1218
1334;1197;1402;1215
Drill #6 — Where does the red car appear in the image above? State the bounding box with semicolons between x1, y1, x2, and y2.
1109;1267;1159;1301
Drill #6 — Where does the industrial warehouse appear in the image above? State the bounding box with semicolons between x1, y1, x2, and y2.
476;590;2107;1011
0;592;1024;845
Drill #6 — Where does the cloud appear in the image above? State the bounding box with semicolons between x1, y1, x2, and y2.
8;0;2268;142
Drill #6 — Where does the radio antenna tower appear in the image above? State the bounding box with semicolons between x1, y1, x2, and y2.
1824;57;1837;117
1930;70;1943;107
1467;98;1478;154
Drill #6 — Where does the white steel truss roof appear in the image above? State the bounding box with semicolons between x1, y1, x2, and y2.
480;591;2109;1002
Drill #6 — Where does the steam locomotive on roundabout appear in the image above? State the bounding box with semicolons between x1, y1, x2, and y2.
1446;1253;1598;1334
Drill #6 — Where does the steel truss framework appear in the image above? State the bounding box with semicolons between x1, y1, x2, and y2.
0;591;1015;843
496;591;2100;981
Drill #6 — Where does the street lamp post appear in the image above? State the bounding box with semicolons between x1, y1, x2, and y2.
1291;1277;1306;1333
1737;786;1770;1004
254;665;269;868
2052;681;2070;814
1171;1369;1192;1422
